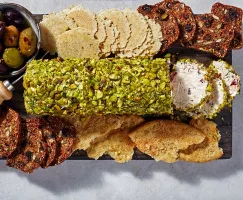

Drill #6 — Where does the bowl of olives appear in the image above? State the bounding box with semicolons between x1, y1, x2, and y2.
0;3;41;78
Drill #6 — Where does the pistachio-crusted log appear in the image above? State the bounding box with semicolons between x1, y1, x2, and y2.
24;58;172;116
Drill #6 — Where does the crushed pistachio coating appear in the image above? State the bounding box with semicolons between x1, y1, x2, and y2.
24;58;173;116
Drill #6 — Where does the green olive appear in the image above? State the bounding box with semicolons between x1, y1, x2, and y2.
3;48;24;69
19;27;37;57
4;25;19;47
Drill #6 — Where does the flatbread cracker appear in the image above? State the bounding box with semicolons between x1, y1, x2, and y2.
129;120;205;163
56;28;101;59
63;5;98;36
179;118;223;162
95;15;107;44
87;116;144;163
98;9;131;50
144;18;163;56
122;9;148;51
40;13;71;54
100;19;118;57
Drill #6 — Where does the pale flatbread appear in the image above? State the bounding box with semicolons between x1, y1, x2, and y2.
118;28;152;58
40;13;71;54
179;118;223;162
111;24;120;53
100;19;118;57
87;116;144;163
63;5;98;36
95;15;107;44
122;9;148;51
147;18;163;56
56;28;101;59
62;115;142;151
129;120;205;163
98;9;131;50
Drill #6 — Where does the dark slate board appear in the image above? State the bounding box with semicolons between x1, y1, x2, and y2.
4;15;232;160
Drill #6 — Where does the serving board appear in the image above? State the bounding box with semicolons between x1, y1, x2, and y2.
5;15;232;160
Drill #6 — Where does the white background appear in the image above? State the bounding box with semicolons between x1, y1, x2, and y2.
0;0;243;200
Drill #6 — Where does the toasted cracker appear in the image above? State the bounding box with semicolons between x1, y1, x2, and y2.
56;28;101;59
63;115;140;151
98;9;131;50
87;116;144;163
63;5;98;36
179;118;223;162
129;120;205;163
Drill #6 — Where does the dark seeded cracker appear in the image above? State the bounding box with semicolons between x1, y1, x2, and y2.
156;0;196;43
47;117;75;166
39;119;57;168
184;14;234;58
0;107;21;158
138;4;180;53
211;2;243;49
6;118;47;174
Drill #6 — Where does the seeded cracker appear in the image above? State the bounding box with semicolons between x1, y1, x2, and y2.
98;9;131;51
211;2;243;49
40;120;57;168
0;107;21;158
138;4;180;53
6;118;47;174
56;28;101;59
47;117;75;166
184;14;234;58
156;0;196;43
